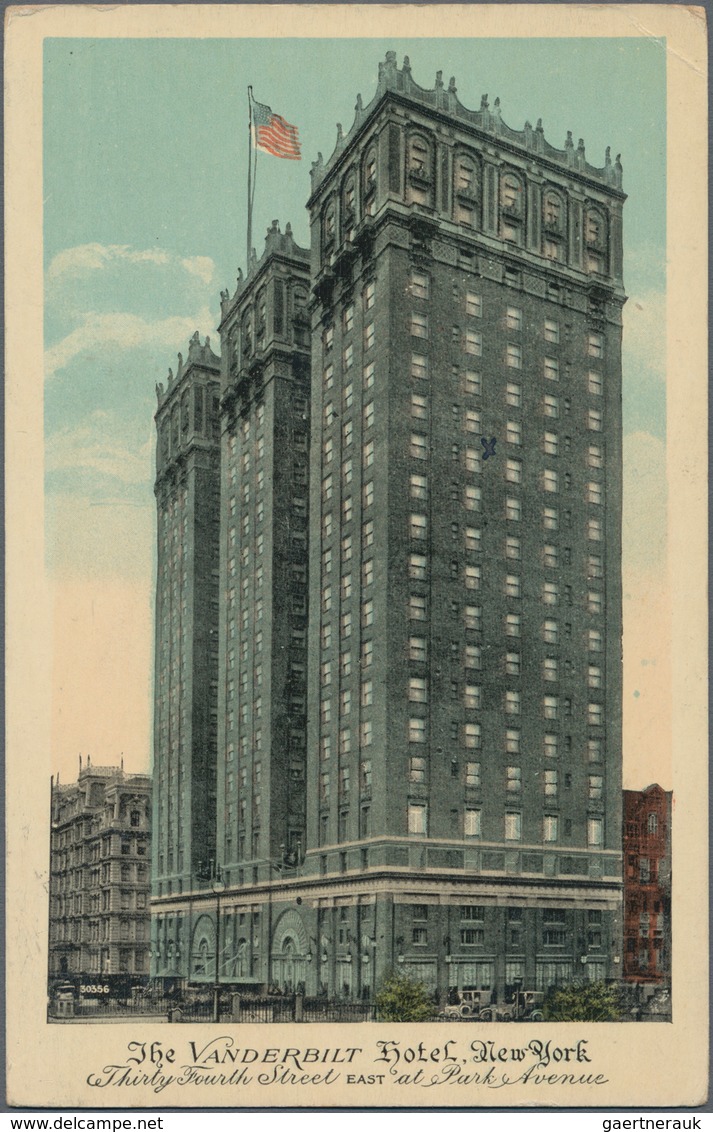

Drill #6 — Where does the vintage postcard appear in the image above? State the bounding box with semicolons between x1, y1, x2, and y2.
5;3;708;1110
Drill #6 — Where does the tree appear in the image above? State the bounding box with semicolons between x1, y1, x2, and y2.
543;980;622;1022
376;971;436;1022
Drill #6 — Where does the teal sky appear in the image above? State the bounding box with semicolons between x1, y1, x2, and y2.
43;36;669;779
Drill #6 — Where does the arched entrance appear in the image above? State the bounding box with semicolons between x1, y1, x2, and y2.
190;914;216;981
271;908;310;992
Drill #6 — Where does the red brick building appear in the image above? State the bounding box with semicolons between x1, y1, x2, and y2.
622;785;672;983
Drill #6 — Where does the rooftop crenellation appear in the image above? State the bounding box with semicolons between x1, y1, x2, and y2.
155;331;220;404
310;51;623;195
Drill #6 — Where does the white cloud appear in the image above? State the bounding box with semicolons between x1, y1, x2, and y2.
46;243;186;284
46;418;153;486
181;256;215;285
45;306;216;379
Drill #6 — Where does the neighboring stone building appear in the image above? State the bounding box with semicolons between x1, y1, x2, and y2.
49;761;151;984
622;785;672;985
151;52;626;1003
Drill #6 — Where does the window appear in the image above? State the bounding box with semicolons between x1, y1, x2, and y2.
409;755;426;784
411;313;428;339
588;518;603;541
543;581;558;606
588;703;603;726
543;816;559;842
544;769;558;797
543;507;558;531
411;474;429;502
505;651;521;676
464;722;481;749
466;291;482;317
411;271;429;299
505;536;521;561
409;676;428;703
506;343;522;368
465;330;482;356
409;717;426;744
343;343;354;371
464;409;481;434
409;553;427;581
465;527;481;551
544;395;559;419
588;408;603;432
506;381;522;408
341;611;352;638
588;591;603;615
588;444;603;468
363;519;374;547
505;812;522;841
506;306;522;332
464;485;482;512
466;761;481;788
543;545;558;569
341;535;352;562
505;690;520;715
464;564;481;590
408;803;428;835
505;457;523;485
410;433;427;460
505;613;521;638
342;420;353;447
544;695;559;720
544;319;560;344
543;469;558;493
465;447;481;472
409;393;429;421
543;657;558;682
363;481;374;509
589;775;604;800
364;323;375;351
363;401;375;430
587;333;604;358
505;574;520;599
506;497;521;522
404;637;427;669
588;817;603;846
544;431;559;457
464;684;481;709
587;481;603;506
409;513;427;542
411;353;428;380
588;370;603;396
544;734;558;759
465;605;481;631
544;357;559;381
409;594;427;621
507;766;522;793
588;664;602;688
343;304;355;333
464;808;481;837
342;498;352;524
506;420;521;446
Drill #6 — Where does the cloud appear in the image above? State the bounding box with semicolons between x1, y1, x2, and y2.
180;256;215;285
46;415;154;486
45;305;216;379
47;243;176;284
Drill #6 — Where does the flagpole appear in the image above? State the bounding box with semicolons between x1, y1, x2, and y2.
247;85;253;272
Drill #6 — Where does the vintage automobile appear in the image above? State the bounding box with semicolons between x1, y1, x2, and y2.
441;988;544;1022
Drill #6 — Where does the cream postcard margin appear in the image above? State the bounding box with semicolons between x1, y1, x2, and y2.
5;3;708;1109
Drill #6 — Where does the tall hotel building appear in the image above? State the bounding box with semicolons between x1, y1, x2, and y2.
151;53;626;1001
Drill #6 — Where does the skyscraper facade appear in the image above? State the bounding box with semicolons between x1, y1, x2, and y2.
151;53;626;1003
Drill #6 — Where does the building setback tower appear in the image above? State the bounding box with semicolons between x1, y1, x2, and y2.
151;332;221;971
302;53;625;998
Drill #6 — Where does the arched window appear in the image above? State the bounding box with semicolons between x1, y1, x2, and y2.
322;199;336;252
363;147;377;216
542;189;566;262
407;133;433;206
585;207;608;274
500;170;524;244
454;152;479;227
342;174;356;240
241;308;253;358
647;812;658;835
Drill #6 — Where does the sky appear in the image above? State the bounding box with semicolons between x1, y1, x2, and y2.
43;35;668;787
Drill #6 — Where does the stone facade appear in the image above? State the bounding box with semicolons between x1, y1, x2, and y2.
49;763;151;981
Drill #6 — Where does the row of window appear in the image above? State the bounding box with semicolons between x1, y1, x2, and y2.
407;699;606;737
406;802;605;845
408;757;603;797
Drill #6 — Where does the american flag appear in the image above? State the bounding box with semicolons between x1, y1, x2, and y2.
251;98;301;161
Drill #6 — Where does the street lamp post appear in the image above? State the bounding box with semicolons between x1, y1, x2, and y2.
212;865;225;1023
